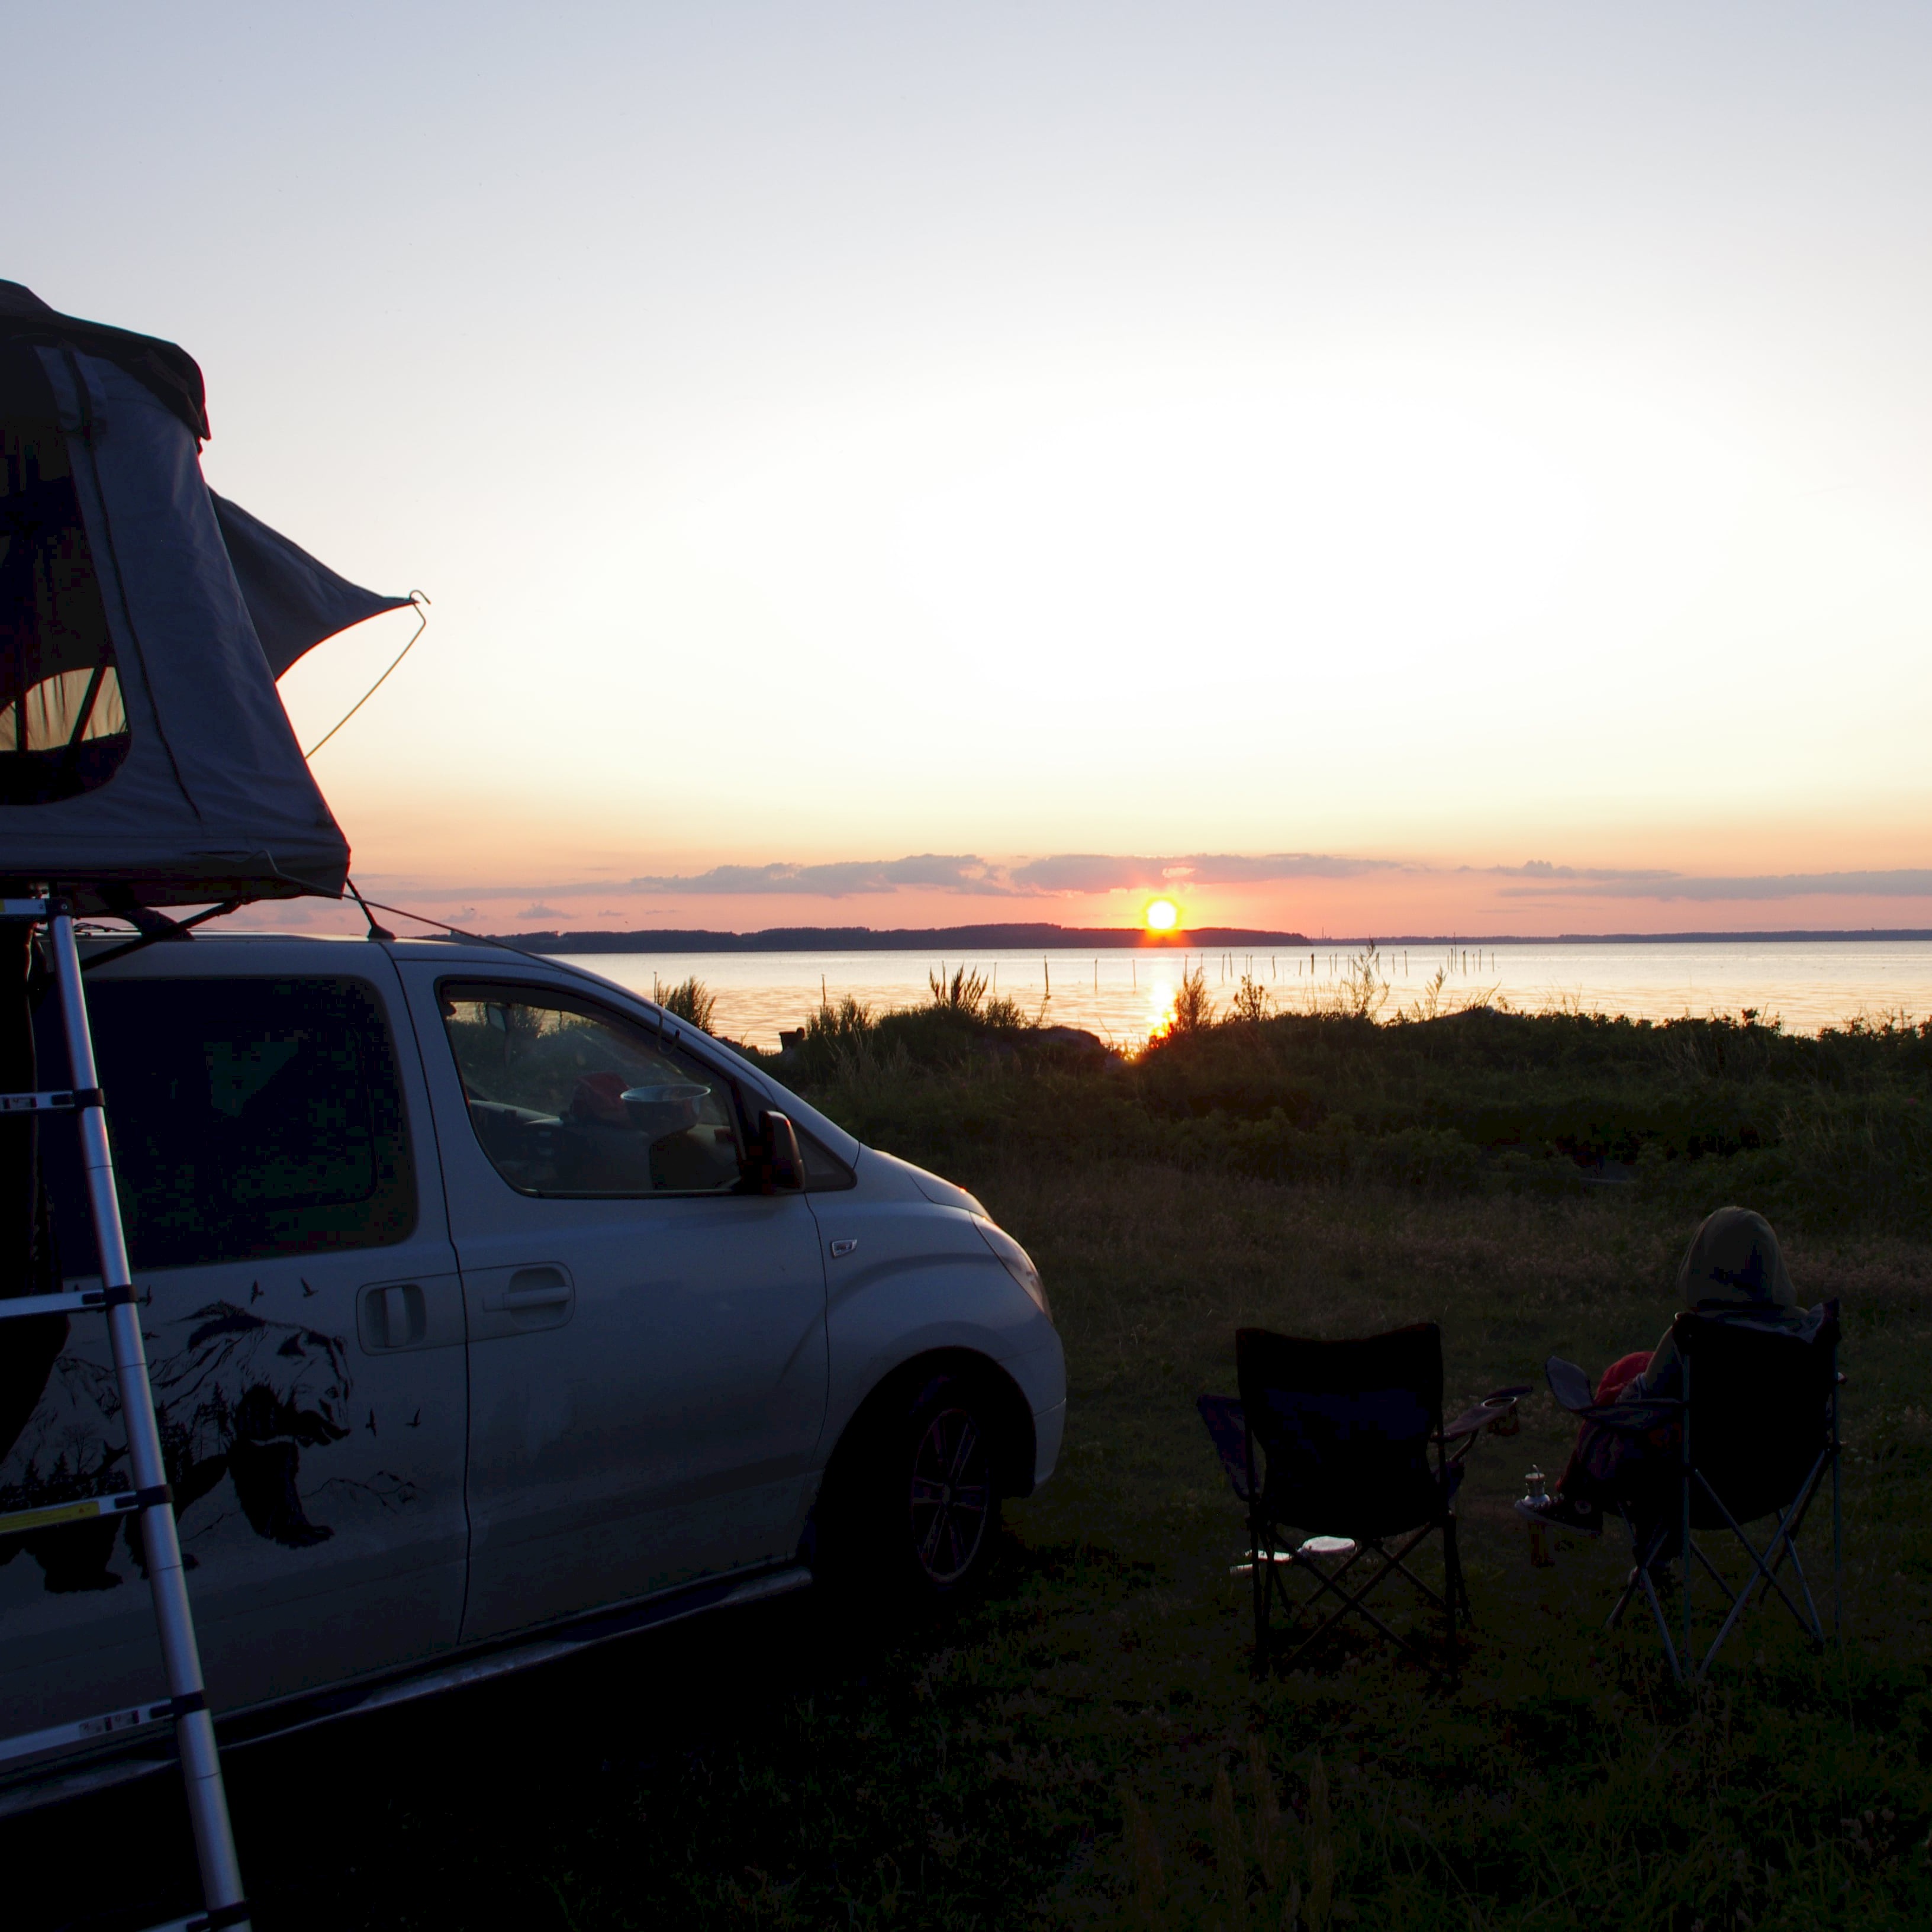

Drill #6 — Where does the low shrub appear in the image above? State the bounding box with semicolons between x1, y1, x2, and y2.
755;993;1932;1234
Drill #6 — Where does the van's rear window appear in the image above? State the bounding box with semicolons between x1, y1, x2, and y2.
38;977;416;1272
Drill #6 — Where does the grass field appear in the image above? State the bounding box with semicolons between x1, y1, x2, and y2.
15;999;1932;1930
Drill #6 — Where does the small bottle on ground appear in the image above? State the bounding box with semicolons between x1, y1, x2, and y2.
1522;1466;1554;1568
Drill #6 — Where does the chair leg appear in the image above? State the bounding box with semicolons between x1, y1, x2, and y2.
1608;1517;1670;1644
1692;1461;1830;1662
1637;1564;1684;1686
1832;1373;1843;1643
1266;1527;1467;1680
1251;1518;1269;1675
1779;1535;1825;1650
1606;1569;1639;1630
1680;1413;1692;1685
1274;1557;1435;1675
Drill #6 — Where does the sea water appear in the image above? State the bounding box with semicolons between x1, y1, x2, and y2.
556;938;1932;1052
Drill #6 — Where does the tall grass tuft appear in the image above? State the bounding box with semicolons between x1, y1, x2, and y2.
1303;1751;1334;1932
1337;942;1390;1022
1212;1762;1251;1930
1406;963;1452;1021
928;964;990;1017
659;975;716;1033
1168;962;1215;1035
1120;1784;1164;1927
1229;973;1273;1025
1248;1734;1290;1905
806;993;874;1044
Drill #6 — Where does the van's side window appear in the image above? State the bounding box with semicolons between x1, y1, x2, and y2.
41;977;416;1271
438;981;743;1197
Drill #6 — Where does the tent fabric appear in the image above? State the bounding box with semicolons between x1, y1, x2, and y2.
0;341;133;809
0;288;410;913
211;494;413;679
0;281;208;442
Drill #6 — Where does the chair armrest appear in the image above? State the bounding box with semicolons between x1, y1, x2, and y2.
1442;1385;1532;1441
1545;1357;1596;1413
1546;1356;1683;1433
1196;1394;1251;1502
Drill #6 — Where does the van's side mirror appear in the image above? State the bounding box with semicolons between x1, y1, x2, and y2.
746;1109;806;1194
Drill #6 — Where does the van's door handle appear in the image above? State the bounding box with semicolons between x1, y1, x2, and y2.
478;1266;574;1315
502;1283;571;1309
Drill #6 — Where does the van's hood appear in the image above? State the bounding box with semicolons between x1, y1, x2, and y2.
856;1147;987;1219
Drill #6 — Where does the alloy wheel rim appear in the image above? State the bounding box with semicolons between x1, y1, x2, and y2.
908;1405;991;1585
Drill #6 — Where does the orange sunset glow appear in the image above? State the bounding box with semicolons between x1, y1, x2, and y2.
31;6;1924;952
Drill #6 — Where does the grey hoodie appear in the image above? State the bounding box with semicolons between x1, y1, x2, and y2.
1636;1206;1812;1400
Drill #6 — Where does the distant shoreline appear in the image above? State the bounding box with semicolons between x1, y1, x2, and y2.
491;923;1932;954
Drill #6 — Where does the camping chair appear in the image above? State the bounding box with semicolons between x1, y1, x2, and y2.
1199;1324;1525;1676
1545;1301;1842;1684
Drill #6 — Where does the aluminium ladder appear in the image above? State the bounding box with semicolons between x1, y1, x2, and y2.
0;896;249;1932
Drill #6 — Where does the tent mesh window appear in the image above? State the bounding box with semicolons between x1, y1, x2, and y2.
0;343;131;806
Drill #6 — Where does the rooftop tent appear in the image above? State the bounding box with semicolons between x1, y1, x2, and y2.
0;282;411;913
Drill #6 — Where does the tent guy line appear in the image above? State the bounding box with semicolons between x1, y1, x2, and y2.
301;593;430;760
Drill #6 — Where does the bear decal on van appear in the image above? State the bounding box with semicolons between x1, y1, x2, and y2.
0;1300;355;1593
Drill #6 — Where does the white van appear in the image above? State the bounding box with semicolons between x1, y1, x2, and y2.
0;933;1064;1811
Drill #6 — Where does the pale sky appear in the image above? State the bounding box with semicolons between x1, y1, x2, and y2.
13;2;1932;935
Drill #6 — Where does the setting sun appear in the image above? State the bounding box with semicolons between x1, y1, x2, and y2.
1144;898;1180;932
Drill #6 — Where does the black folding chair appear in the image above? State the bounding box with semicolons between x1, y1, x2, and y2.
1199;1324;1525;1676
1545;1301;1842;1684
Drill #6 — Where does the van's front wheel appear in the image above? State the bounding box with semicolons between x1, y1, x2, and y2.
819;1371;1003;1603
906;1384;995;1590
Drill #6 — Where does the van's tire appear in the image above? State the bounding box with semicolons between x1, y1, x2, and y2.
817;1370;1004;1606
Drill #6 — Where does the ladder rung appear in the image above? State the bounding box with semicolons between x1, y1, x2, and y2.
0;1490;151;1538
140;1905;253;1932
0;1286;111;1321
0;1089;92;1113
0;1696;176;1766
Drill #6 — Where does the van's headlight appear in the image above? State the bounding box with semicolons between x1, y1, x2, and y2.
973;1217;1050;1319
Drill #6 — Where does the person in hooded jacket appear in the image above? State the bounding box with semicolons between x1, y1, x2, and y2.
1525;1206;1815;1535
